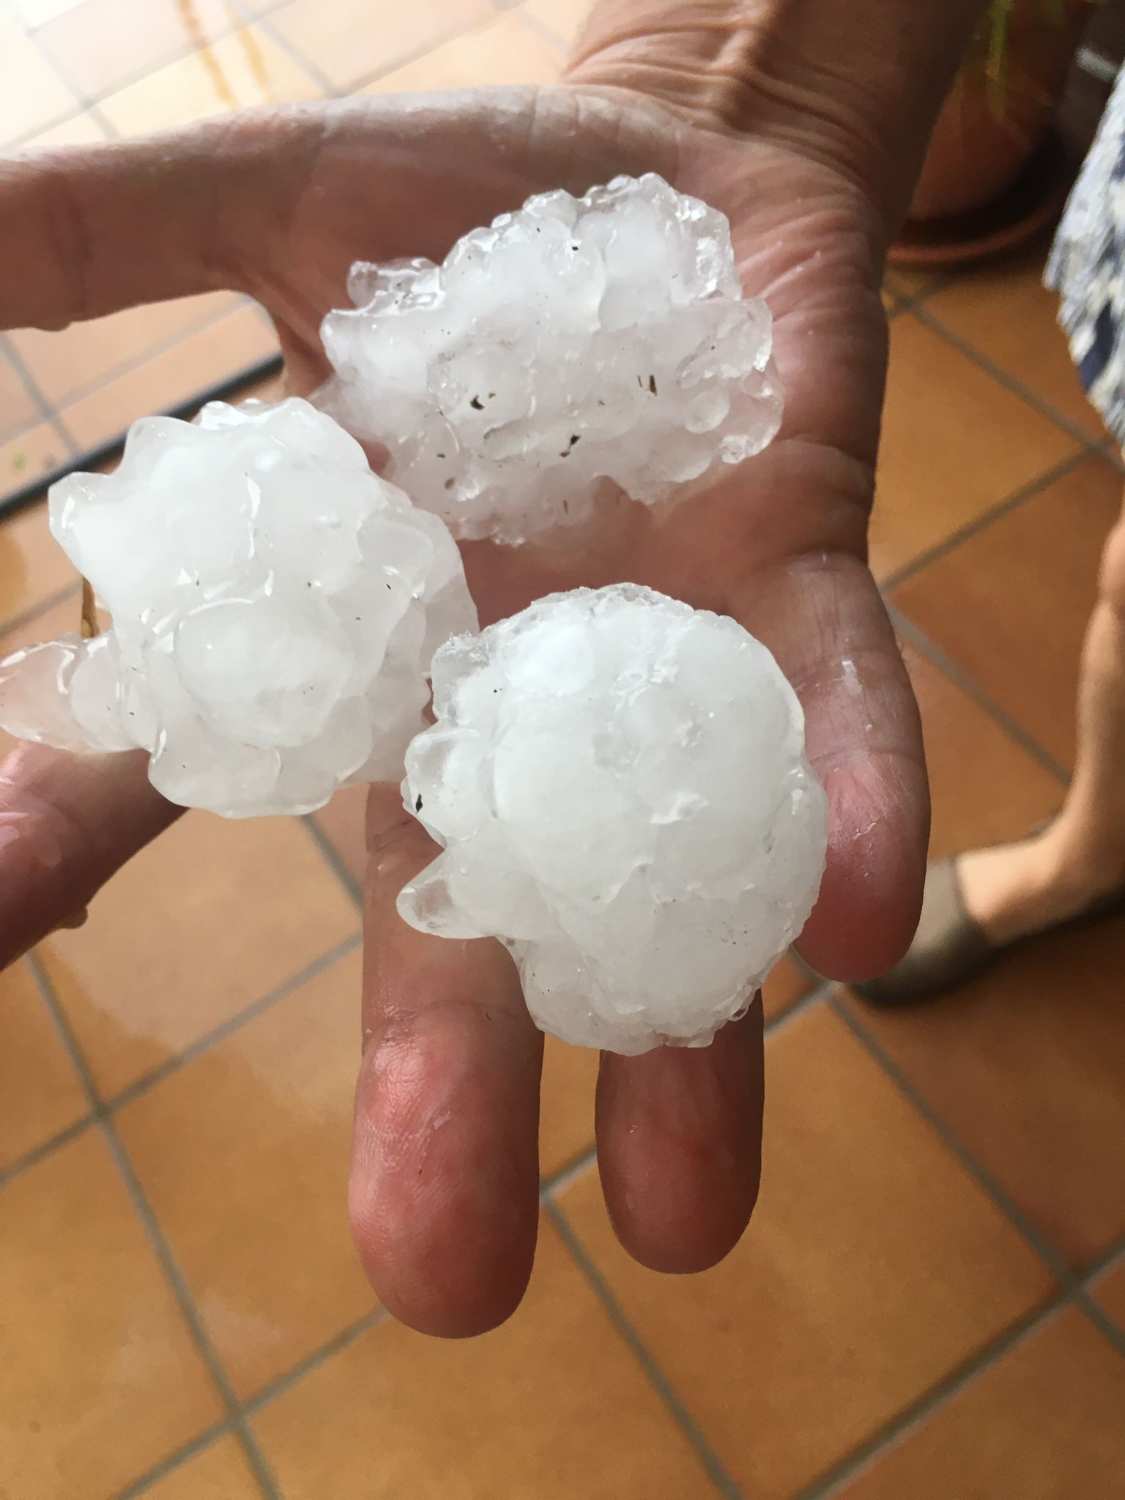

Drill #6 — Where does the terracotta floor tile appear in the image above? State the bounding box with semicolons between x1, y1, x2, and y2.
0;499;76;633
0;420;71;504
58;303;279;454
10;291;244;408
0;13;77;146
0;344;42;440
893;456;1120;772
139;1436;260;1500
252;1213;715;1499
0;959;87;1170
923;248;1105;441
900;644;1062;858
762;950;816;1022
539;1033;597;1177
270;0;490;90
38;812;357;1097
14;107;109;149
364;11;561;92
116;949;372;1398
836;1308;1125;1500
309;779;368;887
34;0;233;100
870;315;1081;580
558;1005;1054;1500
0;1130;223;1500
841;906;1125;1269
1090;1255;1125;1330
98;23;322;137
522;0;592;49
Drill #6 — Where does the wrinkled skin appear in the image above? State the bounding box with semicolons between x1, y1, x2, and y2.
0;30;929;1336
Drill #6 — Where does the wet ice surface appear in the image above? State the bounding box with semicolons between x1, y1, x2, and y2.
319;173;783;544
398;586;826;1054
0;399;476;816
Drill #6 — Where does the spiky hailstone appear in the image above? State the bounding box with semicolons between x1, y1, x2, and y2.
398;586;827;1055
0;399;477;817
318;173;783;544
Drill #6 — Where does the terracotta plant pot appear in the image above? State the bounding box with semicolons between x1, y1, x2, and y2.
909;0;1093;222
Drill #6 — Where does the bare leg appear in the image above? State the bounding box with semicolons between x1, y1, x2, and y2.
959;489;1125;943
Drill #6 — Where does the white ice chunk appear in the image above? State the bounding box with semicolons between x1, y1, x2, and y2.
398;585;827;1054
319;173;783;543
0;399;477;816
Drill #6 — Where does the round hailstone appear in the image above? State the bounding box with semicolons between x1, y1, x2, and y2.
397;585;827;1054
0;399;477;817
318;173;783;544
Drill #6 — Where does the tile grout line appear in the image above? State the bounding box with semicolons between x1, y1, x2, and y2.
512;5;568;55
242;1308;387;1419
21;296;257;419
111;1419;235;1500
829;992;1077;1286
334;11;517;95
1081;1233;1125;1282
1072;1286;1125;1356
540;1144;596;1198
104;1212;1125;1500
544;1199;745;1500
1080;1238;1125;1346
1;333;79;462
106;930;362;1110
793;997;1125;1485
14;21;120;154
0;333;56;431
762;977;831;1037
25;953;283;1500
834;1002;1125;1368
792;1290;1076;1500
112;1306;389;1499
245;6;338;96
879;445;1096;596
908;298;1108;453
889;605;1072;786
884;269;960;311
19;5;249;124
0;1110;96;1190
1;352;284;520
1;932;359;1187
302;813;364;909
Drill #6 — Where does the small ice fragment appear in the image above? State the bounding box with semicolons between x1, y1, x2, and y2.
318;173;783;544
398;585;827;1054
0;399;476;817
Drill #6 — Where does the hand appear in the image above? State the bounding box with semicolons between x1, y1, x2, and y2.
0;39;928;1336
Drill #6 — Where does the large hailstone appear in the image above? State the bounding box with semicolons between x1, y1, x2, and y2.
318;173;783;544
0;399;476;816
398;586;826;1054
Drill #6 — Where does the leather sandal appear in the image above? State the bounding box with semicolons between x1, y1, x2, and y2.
854;852;1125;1006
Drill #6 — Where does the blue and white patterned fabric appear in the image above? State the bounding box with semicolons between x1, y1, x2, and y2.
1047;65;1125;443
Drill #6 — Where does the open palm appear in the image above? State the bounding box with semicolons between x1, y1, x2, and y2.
1;77;927;1335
